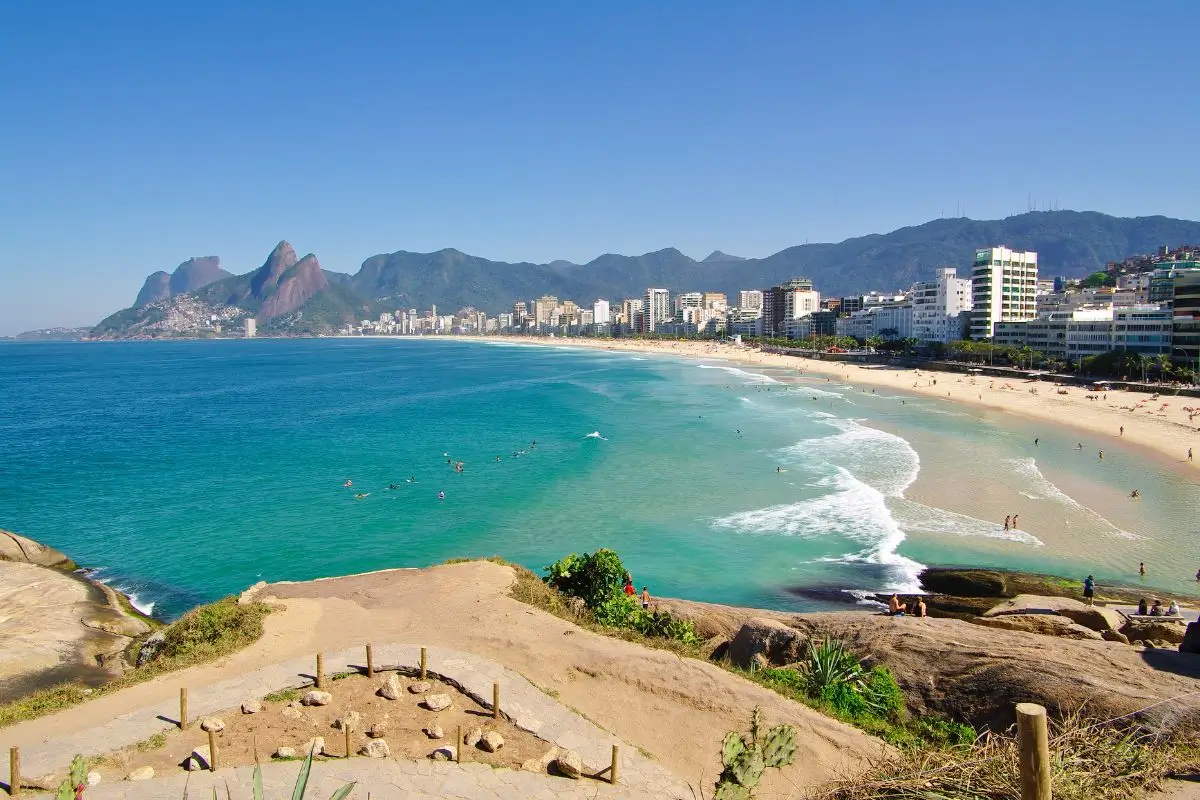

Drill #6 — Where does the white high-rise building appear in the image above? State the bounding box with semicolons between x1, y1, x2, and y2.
674;292;703;313
593;299;611;325
970;246;1038;339
911;267;972;345
737;290;764;311
244;318;257;338
641;288;670;333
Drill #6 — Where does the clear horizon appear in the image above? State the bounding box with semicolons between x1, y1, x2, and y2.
2;1;1198;334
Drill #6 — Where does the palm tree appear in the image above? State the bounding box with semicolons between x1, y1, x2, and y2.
1156;353;1173;383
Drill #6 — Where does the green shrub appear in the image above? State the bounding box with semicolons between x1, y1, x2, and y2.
802;638;865;697
543;549;627;609
861;665;905;720
594;592;642;627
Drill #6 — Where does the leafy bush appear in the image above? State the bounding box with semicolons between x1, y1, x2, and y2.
543;549;627;609
594;591;642;627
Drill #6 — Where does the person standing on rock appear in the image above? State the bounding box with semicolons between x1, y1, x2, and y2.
1083;575;1095;606
641;586;651;610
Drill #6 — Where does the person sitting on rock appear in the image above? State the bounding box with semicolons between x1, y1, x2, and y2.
912;596;927;618
1138;598;1149;615
1150;599;1164;616
1168;600;1180;616
887;594;905;616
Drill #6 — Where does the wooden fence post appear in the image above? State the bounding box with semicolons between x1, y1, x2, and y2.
9;746;19;796
180;687;188;729
420;647;427;680
365;644;374;678
456;725;463;764
207;729;218;772
344;725;351;759
316;653;324;689
611;744;619;785
1016;702;1051;800
493;682;500;719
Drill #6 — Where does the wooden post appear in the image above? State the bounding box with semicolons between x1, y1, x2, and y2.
344;725;351;759
316;652;324;689
456;725;463;764
420;647;427;680
492;682;500;719
365;644;374;678
207;729;218;772
610;744;619;785
179;687;188;729
1016;703;1051;800
9;746;19;796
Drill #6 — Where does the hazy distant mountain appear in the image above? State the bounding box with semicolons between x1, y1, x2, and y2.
701;250;746;263
134;256;229;307
91;211;1200;337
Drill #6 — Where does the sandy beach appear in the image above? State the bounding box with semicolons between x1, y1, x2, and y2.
462;335;1200;476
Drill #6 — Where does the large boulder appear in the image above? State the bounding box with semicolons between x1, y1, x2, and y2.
1122;619;1187;645
919;568;1007;597
728;618;804;668
1181;622;1200;654
983;595;1121;632
970;614;1101;641
0;530;75;568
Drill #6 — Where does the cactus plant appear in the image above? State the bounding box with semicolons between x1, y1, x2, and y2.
55;755;88;800
714;708;798;799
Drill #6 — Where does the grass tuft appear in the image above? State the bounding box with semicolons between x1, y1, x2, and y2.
0;597;274;728
263;687;302;703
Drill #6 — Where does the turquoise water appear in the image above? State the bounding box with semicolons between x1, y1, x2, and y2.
1;338;1197;619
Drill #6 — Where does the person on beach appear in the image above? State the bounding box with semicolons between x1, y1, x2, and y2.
1131;489;1140;499
1140;561;1146;576
641;586;651;610
1083;575;1095;605
1190;448;1194;462
1004;515;1011;532
623;579;636;597
1138;598;1148;615
1012;514;1019;528
1120;426;1124;436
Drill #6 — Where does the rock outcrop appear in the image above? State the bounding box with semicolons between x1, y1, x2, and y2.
0;529;75;568
727;617;803;668
970;614;1102;640
1122;619;1187;645
983;595;1121;632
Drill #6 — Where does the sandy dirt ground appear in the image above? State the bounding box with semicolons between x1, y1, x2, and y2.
5;562;886;799
458;336;1200;474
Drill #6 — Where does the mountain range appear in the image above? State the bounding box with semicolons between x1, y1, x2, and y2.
92;210;1200;337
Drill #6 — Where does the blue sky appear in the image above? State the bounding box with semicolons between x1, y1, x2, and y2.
2;1;1198;333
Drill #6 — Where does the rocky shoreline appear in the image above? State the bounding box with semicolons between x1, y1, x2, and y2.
0;529;157;699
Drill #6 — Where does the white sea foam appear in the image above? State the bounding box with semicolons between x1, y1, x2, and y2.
892;499;1043;545
696;364;779;383
1003;457;1143;540
783;417;921;497
123;593;155;616
86;568;157;616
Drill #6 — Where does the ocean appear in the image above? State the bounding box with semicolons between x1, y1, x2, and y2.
2;338;1197;619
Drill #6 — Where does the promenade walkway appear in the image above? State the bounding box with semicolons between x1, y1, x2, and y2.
5;643;690;799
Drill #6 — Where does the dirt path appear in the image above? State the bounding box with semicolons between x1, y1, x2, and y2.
5;562;884;798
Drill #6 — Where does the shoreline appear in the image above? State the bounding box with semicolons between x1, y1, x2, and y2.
450;335;1200;476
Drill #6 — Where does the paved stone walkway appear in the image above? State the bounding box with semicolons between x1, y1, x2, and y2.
5;644;690;799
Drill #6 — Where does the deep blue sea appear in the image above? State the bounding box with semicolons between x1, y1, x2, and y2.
2;338;1196;619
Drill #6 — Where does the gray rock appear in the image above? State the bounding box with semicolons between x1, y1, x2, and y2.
480;731;505;752
360;739;390;758
423;725;444;739
274;746;298;759
378;674;403;700
423;693;452;711
135;630;167;667
408;680;433;694
333;710;362;731
728;618;803;668
431;745;457;761
238;580;267;605
301;737;325;757
189;744;212;771
556;750;583;779
199;716;226;733
241;699;263;714
301;690;332;706
126;766;155;781
464;726;483;747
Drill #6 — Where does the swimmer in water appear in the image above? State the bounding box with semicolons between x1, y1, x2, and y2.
1130;489;1140;499
388;483;399;490
407;476;417;483
437;491;445;500
343;480;353;488
355;492;369;500
776;466;782;473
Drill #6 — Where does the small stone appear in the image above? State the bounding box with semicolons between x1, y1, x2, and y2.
333;710;362;731
360;739;390;758
86;771;102;786
378;674;403;700
521;746;561;773
242;699;263;714
431;745;456;761
200;716;226;733
556;750;583;779
408;680;433;694
189;745;212;771
464;726;483;747
423;693;452;711
423;725;444;740
480;731;505;753
281;706;304;720
274;746;298;759
301;690;332;706
301;737;326;757
127;766;155;781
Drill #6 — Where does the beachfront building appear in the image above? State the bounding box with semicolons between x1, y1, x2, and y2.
835;302;912;341
1112;306;1174;356
703;292;728;311
593;299;611;326
244;318;256;338
640;289;670;333
970;246;1039;339
674;292;703;315
512;300;527;327
737;290;763;311
761;278;820;338
1174;269;1200;368
726;307;762;337
911;268;971;345
533;295;558;328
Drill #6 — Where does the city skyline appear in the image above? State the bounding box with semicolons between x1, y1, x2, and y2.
3;1;1200;334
